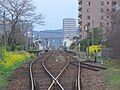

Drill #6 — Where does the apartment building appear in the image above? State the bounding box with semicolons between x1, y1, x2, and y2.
78;0;118;39
63;18;76;40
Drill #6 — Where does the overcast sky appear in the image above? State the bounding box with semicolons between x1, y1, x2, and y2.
34;0;78;31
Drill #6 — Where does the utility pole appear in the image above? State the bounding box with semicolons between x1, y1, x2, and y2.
78;43;81;52
26;29;28;50
91;20;94;45
21;21;24;51
30;23;33;50
84;24;90;58
87;33;90;58
3;11;7;48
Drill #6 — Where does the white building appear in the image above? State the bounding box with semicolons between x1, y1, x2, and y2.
63;18;76;40
63;38;72;48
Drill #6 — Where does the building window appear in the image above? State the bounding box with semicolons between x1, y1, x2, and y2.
87;16;90;19
112;2;116;6
79;7;82;11
79;21;82;26
112;8;116;12
87;9;90;12
84;22;90;28
100;2;104;5
100;23;103;27
100;9;104;12
87;2;90;5
79;1;82;5
87;22;90;26
100;16;104;19
107;2;109;4
79;14;82;18
107;9;109;11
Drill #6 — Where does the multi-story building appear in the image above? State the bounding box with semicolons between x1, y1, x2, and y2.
78;0;118;39
63;18;76;40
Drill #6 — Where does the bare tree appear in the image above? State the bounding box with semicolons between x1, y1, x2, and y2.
0;0;44;47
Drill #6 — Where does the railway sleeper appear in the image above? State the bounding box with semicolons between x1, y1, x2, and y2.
69;62;100;71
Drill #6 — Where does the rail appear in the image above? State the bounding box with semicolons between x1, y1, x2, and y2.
29;52;51;90
42;51;69;90
64;51;81;90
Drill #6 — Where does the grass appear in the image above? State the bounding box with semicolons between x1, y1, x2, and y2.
0;47;36;89
0;75;7;90
101;59;120;90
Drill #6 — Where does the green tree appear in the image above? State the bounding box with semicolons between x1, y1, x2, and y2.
79;27;103;51
92;27;103;45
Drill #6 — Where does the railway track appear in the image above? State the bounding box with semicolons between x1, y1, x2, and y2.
65;50;107;70
29;50;81;90
64;50;107;90
7;50;106;90
30;51;51;90
42;51;69;90
61;51;81;90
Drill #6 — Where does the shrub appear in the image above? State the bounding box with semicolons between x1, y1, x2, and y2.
30;53;36;58
0;47;34;87
0;48;31;75
14;45;22;51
